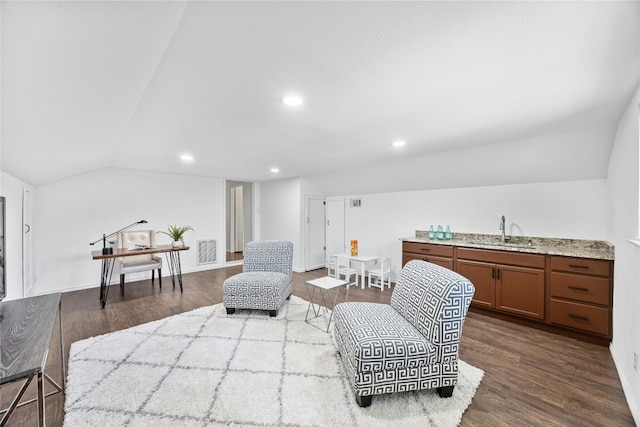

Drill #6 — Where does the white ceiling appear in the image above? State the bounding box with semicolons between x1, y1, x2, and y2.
1;1;638;187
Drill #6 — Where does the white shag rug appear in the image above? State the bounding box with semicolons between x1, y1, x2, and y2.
64;296;483;427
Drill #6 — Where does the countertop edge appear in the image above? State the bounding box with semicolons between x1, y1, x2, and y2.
402;233;615;261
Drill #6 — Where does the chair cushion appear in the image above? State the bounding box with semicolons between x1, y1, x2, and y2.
333;302;436;374
391;260;474;342
243;241;294;282
223;271;291;310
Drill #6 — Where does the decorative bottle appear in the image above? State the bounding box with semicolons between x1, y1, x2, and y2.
445;225;452;240
437;225;444;240
428;225;435;240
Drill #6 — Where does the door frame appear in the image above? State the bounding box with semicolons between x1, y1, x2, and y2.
304;195;326;271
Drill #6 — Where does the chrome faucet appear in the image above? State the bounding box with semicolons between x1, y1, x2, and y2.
499;215;506;244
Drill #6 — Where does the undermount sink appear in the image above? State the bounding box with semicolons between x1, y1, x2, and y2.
468;241;536;250
502;242;536;249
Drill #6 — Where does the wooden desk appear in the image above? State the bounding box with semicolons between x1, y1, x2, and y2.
92;245;189;308
0;294;64;427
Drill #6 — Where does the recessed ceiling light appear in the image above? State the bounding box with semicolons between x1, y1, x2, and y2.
281;95;303;107
270;167;280;173
391;140;406;148
180;154;194;162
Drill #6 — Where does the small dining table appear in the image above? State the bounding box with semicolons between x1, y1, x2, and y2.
336;254;379;289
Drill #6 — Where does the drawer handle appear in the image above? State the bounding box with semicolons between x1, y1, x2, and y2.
568;264;589;270
419;248;431;252
568;286;589;292
568;313;589;322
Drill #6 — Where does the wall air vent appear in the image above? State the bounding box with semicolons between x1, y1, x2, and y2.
350;198;362;208
197;239;217;265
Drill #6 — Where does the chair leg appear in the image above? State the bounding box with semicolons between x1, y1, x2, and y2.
356;394;372;408
226;308;235;315
269;310;277;317
158;269;162;288
151;270;155;284
120;274;125;296
437;385;454;398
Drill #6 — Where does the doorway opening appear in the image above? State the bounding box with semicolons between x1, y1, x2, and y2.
226;181;253;263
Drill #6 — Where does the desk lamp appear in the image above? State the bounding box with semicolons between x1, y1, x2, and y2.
90;220;147;255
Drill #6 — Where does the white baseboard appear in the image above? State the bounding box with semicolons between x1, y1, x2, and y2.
609;342;640;425
34;262;229;296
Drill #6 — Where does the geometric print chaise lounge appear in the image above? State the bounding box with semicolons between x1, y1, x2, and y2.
333;260;475;407
223;240;294;317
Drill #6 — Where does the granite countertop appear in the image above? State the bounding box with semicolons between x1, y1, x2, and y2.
402;231;615;260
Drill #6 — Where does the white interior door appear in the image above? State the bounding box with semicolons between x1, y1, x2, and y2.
325;197;345;264
23;186;34;297
304;195;325;271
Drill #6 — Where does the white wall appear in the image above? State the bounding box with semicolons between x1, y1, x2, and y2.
255;178;304;271
33;168;226;295
338;179;609;280
607;84;640;424
259;175;609;279
0;171;27;300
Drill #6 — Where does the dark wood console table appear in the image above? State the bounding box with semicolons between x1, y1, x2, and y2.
0;293;64;426
92;245;189;308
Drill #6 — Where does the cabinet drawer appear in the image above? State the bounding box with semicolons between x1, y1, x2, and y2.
403;252;453;269
403;242;453;257
550;272;610;306
550;256;611;277
550;299;610;336
456;247;545;269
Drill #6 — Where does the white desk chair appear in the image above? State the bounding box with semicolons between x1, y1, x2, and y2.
337;256;358;287
118;230;162;296
368;257;391;291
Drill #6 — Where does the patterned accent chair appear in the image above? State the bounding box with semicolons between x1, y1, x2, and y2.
333;260;475;407
223;240;294;317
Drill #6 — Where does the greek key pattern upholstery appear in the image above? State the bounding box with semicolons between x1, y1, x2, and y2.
223;241;293;313
333;303;437;373
333;260;474;399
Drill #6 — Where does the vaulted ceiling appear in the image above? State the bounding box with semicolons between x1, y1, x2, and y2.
1;1;638;188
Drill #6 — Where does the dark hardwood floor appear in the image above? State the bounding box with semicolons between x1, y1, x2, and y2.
225;251;243;262
1;266;635;426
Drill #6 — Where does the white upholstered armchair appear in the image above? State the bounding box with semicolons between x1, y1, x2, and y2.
117;230;162;296
222;240;294;317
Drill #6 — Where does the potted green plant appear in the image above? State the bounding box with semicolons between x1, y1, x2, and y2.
158;225;194;247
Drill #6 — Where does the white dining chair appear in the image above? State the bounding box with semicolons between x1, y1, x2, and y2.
327;253;338;278
368;257;391;291
336;256;358;287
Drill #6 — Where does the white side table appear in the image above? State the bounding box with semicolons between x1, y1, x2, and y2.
304;276;349;332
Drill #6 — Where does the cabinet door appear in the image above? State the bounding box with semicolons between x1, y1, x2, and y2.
402;252;425;266
402;252;453;269
496;265;545;320
456;260;495;308
425;256;454;270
